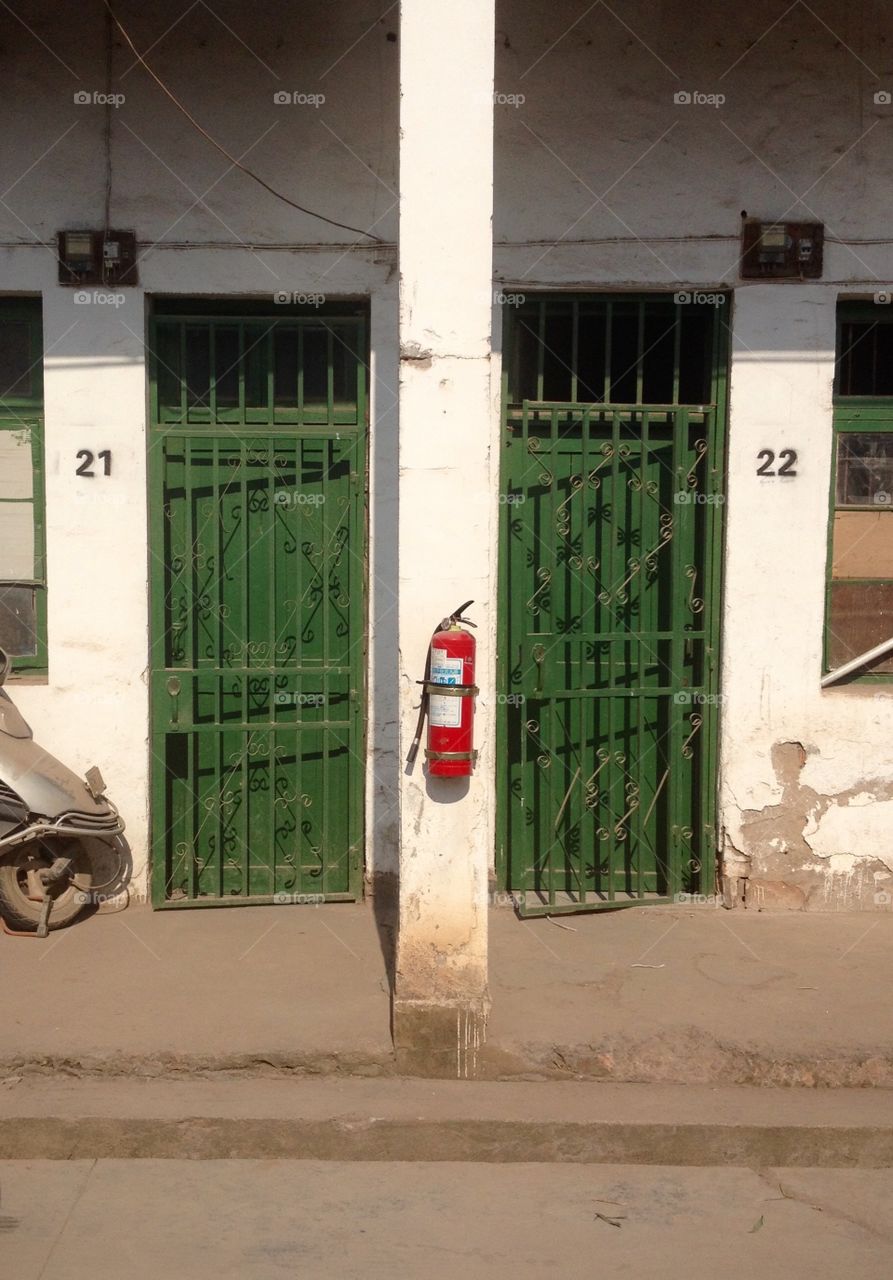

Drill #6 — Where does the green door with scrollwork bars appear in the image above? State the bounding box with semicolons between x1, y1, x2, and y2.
498;295;729;914
149;308;366;906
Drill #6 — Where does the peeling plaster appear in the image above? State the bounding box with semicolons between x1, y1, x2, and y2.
399;341;434;369
809;800;893;870
723;740;893;907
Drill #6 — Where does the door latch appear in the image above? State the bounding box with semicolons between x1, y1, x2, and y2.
532;643;546;694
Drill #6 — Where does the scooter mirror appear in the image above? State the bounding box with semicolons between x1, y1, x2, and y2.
0;646;9;687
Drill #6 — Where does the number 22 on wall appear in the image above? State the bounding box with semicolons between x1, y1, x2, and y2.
756;448;797;477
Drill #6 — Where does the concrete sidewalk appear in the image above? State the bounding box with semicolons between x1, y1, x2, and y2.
486;905;893;1086
1;901;892;1084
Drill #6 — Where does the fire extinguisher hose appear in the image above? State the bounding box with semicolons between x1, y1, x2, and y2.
405;600;475;769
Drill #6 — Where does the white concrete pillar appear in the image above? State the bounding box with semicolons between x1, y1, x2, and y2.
394;0;496;1075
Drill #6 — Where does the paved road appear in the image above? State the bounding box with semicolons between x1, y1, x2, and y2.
2;1160;892;1278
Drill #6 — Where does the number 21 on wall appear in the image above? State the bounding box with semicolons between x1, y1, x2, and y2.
75;450;112;477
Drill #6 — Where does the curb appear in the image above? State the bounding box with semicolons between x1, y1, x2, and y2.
3;1080;893;1166
4;1117;893;1166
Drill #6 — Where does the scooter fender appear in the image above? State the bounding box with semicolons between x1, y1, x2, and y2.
0;688;30;740
0;733;113;821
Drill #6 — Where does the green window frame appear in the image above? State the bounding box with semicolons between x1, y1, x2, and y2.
0;299;47;677
825;302;893;682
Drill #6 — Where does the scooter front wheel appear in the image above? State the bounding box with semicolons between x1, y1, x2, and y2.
0;839;93;932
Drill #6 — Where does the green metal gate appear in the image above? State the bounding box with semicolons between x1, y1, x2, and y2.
498;296;729;914
148;307;367;906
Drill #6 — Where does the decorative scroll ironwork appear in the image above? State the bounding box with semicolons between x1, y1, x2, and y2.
152;411;365;906
502;376;725;915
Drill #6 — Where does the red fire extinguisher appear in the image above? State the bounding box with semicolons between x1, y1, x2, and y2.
406;601;478;777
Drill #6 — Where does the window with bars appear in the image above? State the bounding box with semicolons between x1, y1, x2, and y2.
151;300;366;429
504;296;724;409
0;300;46;675
826;303;893;679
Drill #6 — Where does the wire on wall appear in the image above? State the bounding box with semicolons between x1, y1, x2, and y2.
104;1;384;244
102;3;114;281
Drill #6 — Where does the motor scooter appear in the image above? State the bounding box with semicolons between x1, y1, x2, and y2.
0;645;124;934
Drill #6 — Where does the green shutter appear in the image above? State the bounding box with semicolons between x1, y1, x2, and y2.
0;300;46;675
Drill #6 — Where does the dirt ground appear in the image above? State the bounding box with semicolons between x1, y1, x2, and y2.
2;901;892;1083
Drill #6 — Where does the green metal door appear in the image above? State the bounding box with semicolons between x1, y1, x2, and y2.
148;307;366;906
498;296;729;914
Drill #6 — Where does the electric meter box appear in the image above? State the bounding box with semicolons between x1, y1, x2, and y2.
57;230;138;287
740;218;824;279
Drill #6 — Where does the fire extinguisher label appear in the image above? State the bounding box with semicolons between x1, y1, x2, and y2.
429;650;463;728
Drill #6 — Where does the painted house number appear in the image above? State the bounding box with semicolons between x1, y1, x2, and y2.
75;449;112;477
756;448;797;477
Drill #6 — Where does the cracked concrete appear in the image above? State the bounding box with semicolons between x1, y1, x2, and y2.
398;340;433;368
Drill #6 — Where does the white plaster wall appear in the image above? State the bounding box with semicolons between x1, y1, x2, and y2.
717;285;893;871
492;0;893;289
0;0;399;896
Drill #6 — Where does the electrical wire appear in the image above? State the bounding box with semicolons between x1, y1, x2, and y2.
104;1;384;244
102;4;113;283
